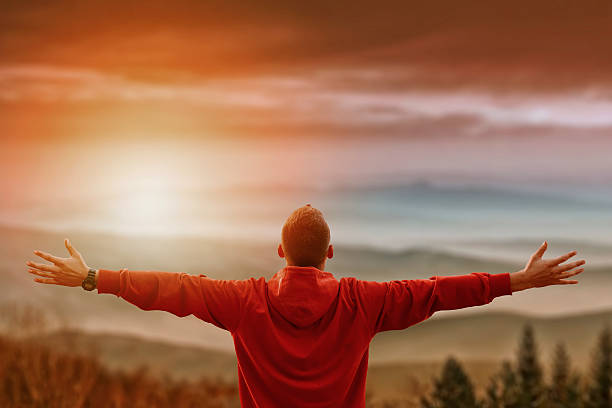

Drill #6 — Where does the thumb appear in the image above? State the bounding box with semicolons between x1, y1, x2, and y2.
533;241;548;258
65;238;76;257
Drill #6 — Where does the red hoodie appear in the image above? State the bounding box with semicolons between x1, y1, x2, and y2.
97;266;512;407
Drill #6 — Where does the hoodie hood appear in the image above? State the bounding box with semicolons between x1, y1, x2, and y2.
267;266;340;328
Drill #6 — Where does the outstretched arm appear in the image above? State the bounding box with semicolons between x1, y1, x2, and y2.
26;239;251;332
356;241;585;334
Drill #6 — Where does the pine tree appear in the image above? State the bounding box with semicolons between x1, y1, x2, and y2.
549;342;583;408
483;361;520;408
585;326;611;408
420;356;480;408
549;342;571;407
484;375;501;408
499;360;520;408
566;373;584;408
516;324;546;407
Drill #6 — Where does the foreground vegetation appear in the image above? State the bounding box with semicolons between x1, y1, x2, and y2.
0;302;609;407
0;335;239;408
420;325;611;408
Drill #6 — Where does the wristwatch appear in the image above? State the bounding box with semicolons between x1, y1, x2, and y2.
81;268;97;291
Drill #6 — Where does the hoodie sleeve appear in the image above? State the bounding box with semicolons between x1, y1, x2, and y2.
355;272;512;334
96;268;251;332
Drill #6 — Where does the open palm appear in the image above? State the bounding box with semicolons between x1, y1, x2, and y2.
522;241;585;288
26;239;90;286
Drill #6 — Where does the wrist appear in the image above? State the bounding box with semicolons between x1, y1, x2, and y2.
81;268;98;291
510;269;531;292
82;267;98;282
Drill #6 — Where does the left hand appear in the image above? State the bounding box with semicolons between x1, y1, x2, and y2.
510;241;585;292
26;239;90;287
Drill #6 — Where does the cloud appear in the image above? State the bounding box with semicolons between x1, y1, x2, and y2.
0;65;280;107
1;0;611;90
2;65;612;134
2;1;612;140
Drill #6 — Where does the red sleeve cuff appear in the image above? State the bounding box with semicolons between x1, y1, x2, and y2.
97;268;122;295
489;272;512;299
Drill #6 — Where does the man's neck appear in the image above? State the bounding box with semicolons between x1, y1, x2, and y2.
285;261;326;271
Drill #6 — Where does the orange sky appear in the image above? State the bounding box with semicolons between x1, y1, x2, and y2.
2;0;612;222
2;1;612;89
3;0;612;140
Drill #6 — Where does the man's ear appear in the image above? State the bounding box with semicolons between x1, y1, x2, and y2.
327;244;334;259
278;244;285;258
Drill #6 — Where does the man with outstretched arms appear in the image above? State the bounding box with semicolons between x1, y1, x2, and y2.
27;205;586;408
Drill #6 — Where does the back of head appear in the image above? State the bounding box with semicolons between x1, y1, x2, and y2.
281;205;330;267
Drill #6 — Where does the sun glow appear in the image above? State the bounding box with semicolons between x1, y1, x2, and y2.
100;140;194;233
114;188;175;227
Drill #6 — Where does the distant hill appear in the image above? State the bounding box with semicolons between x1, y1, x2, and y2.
372;309;612;368
28;308;611;380
31;329;238;382
22;307;610;403
7;222;611;282
330;246;516;280
4;223;611;374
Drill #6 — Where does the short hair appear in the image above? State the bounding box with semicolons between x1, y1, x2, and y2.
281;205;330;267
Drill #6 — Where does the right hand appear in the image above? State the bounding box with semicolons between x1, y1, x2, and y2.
26;239;91;287
511;241;585;291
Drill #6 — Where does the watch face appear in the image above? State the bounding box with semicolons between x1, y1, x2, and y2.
82;280;95;291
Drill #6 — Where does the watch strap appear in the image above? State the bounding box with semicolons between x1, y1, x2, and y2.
81;268;97;291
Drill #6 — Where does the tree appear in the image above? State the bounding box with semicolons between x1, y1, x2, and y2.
585;326;611;408
421;356;480;408
483;360;522;408
516;324;546;407
549;342;583;408
566;373;585;408
484;375;501;408
500;360;521;408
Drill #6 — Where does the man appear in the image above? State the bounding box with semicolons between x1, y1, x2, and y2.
26;204;585;407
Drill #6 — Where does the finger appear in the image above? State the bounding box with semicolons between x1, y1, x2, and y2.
533;241;548;258
555;279;579;285
26;261;61;273
559;268;584;280
28;269;56;278
33;250;64;265
556;259;586;273
33;278;59;285
65;238;75;256
65;238;84;261
548;250;577;266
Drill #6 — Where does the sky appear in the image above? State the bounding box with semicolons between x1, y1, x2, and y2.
2;0;612;235
2;0;612;333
